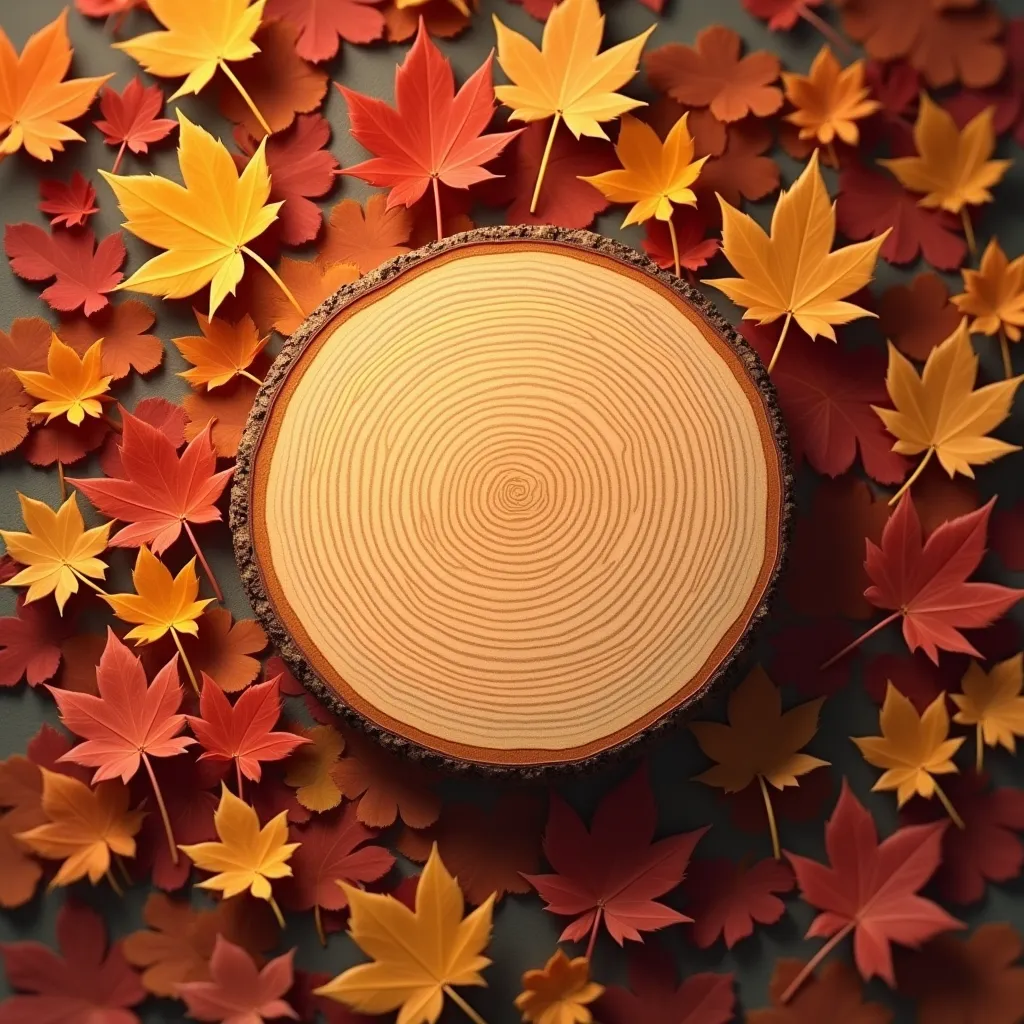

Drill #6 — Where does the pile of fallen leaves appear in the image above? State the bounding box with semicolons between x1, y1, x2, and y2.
1;0;1024;1021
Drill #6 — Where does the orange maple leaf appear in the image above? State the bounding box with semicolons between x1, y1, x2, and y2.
318;195;412;275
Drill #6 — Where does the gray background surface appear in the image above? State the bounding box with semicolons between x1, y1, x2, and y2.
2;0;1024;1020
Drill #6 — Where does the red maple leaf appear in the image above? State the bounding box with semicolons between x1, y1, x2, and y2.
338;20;520;210
186;676;309;787
94;78;177;173
742;321;909;486
0;900;146;1022
523;765;707;949
75;0;147;17
785;781;962;998
0;596;73;688
38;172;98;229
642;207;720;274
694;117;780;216
685;857;794;949
69;408;234;556
49;629;194;785
598;945;735;1024
4;225;125;316
235;114;339;246
98;398;186;479
742;0;825;31
265;0;386;62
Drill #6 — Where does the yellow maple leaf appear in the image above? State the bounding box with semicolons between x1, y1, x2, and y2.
14;335;111;426
873;319;1021;506
173;313;268;391
853;684;964;826
515;950;603;1024
283;724;343;812
781;45;879;150
580;113;707;273
316;843;495;1024
16;768;142;891
690;665;829;859
952;654;1024;772
179;784;298;928
493;0;654;212
953;238;1024;379
705;149;888;372
100;112;289;319
113;0;271;135
0;11;111;161
1;493;111;614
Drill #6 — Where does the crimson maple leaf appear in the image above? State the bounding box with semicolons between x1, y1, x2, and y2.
743;0;825;31
69;407;234;555
642;208;719;274
0;596;72;687
186;675;310;788
523;765;707;948
0;901;146;1023
265;0;386;62
94;78;177;173
38;172;98;229
338;20;520;211
784;781;963;1000
4;225;125;315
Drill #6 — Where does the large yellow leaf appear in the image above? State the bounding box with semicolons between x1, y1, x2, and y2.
100;113;282;317
706;149;888;371
316;844;495;1024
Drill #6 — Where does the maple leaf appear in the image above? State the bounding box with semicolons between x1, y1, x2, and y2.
0;11;111;161
0;901;146;1024
646;26;782;123
874;321;1022;499
0;369;31;456
101;112;283;317
247;256;359;338
183;378;261;459
284;724;343;812
1;492;111;614
952;654;1024;768
59;299;164;381
16;768;142;888
597;945;736;1024
265;0;386;62
695;117;780;212
173;313;268;392
524;765;706;947
642;207;719;274
784;781;962;997
879;272;962;363
180;784;299;926
318;195;412;274
183;608;268;693
0;748;53;909
743;0;826;32
315;844;494;1024
742;321;908;485
13;333;112;427
707;150;887;371
515;950;603;1024
782;45;879;147
38;172;98;229
5;224;125;315
0;595;70;687
177;936;298;1024
70;407;234;559
685;857;794;950
95;78;178;173
98;397;186;478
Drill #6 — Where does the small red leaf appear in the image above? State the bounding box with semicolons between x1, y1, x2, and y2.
38;173;98;229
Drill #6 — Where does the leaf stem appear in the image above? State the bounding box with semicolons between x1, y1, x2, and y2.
183;521;224;604
218;60;271;137
933;778;965;830
314;903;326;946
799;6;852;54
888;446;933;506
779;921;856;1004
71;568;108;596
106;866;124;897
758;774;782;860
767;311;793;373
819;611;901;670
115;853;133;887
235;757;244;800
57;461;66;502
170;628;200;695
977;722;985;774
444;986;490;1024
530;113;561;215
242;247;305;320
667;216;681;278
960;207;977;257
112;140;126;175
267;893;286;929
102;412;123;434
239;369;265;387
432;176;443;242
585;905;603;961
999;325;1014;379
142;751;179;865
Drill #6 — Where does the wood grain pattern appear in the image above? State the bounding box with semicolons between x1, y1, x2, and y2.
235;229;790;772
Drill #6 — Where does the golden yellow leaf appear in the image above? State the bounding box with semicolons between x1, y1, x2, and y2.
873;319;1022;505
100;113;283;318
706;149;888;372
113;0;271;135
880;95;1010;217
14;334;111;426
316;843;495;1024
952;655;1024;771
781;45;879;148
515;950;603;1024
1;492;111;614
173;313;268;391
853;684;964;819
179;784;298;926
0;11;111;161
283;724;343;812
493;0;654;212
16;768;142;889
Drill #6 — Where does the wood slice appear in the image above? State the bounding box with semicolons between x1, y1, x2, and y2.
232;226;791;774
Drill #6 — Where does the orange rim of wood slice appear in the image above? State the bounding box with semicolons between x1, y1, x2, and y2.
232;226;792;775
